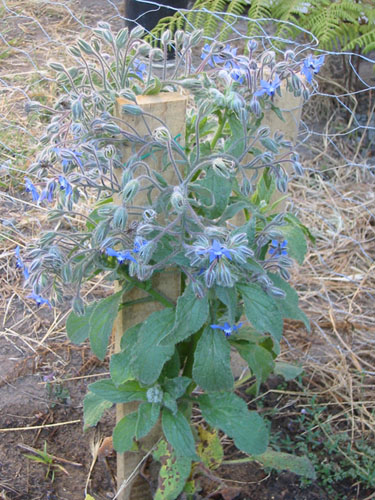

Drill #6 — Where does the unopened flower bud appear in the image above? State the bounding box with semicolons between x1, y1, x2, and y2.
212;157;235;179
147;385;163;403
218;70;232;86
68;46;82;58
189;29;203;46
284;50;295;60
178;78;203;91
122;179;140;202
113;205;128;229
174;30;184;45
161;29;171;45
247;39;258;52
241;176;252;197
150;48;164;61
130;25;145;40
102;123;121;134
49;61;66;72
250;97;261;117
137;264;153;280
72;99;84;120
115;27;129;48
122;104;143;116
137;42;151;57
248;59;258;71
269;286;286;298
209;88;225;107
191;280;205;299
276;175;288;193
293;161;304;176
25;101;42;113
226;92;245;114
171;186;185;212
153;127;171;144
97;21;111;30
258;126;270;138
104;145;116;159
77;38;94;55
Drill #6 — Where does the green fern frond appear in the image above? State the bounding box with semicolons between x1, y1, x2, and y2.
149;0;375;58
247;0;272;37
343;28;375;54
203;0;229;36
187;0;212;31
302;0;364;49
247;0;271;20
272;0;308;43
226;0;248;17
218;0;248;40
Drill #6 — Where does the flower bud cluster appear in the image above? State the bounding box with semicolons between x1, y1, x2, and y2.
19;24;309;310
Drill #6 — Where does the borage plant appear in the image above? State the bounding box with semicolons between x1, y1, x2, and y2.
20;23;318;497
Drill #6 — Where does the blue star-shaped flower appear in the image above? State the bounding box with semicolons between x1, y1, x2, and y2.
254;74;281;98
269;239;288;257
53;147;83;169
27;292;51;308
229;68;245;83
133;239;148;253
39;181;56;203
197;239;232;263
105;247;137;264
201;43;238;68
58;175;73;196
133;59;147;79
25;178;39;202
301;55;325;84
15;246;23;269
210;322;243;337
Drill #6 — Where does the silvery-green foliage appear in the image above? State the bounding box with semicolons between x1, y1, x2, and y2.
20;24;315;479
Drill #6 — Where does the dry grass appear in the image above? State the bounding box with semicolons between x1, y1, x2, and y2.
0;2;375;496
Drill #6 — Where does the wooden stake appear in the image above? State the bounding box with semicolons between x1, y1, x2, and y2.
113;92;187;500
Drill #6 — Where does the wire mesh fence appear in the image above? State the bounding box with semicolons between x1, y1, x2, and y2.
1;0;375;496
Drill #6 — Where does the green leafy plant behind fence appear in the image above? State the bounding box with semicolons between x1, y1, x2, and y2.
150;0;375;53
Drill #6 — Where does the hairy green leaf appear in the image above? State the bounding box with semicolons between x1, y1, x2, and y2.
199;392;268;456
66;303;96;344
136;402;161;440
162;409;197;459
89;291;123;360
113;412;138;452
88;379;147;403
161;283;209;345
131;309;175;385
193;327;233;392
238;283;283;340
83;392;112;430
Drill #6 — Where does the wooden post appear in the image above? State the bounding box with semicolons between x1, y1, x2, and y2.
263;86;302;209
113;92;187;500
263;86;302;144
